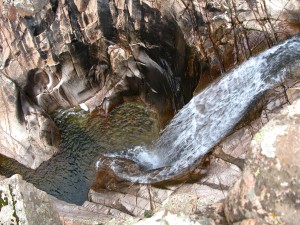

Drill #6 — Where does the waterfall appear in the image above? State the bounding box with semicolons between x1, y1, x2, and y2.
102;36;300;183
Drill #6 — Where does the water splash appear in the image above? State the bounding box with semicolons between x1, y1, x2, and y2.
103;36;300;183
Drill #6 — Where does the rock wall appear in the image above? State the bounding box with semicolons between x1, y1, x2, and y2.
0;0;299;167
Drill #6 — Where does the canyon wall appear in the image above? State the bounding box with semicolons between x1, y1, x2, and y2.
0;0;299;168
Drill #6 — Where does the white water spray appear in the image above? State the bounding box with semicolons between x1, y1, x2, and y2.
103;36;300;183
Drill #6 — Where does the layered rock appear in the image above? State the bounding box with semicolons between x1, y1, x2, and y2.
224;98;300;225
0;74;60;169
0;0;300;167
0;82;299;225
0;174;61;225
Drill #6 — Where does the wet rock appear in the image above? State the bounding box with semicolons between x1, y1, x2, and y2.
90;159;174;217
0;174;61;225
224;98;300;224
89;149;235;219
0;0;300;167
86;82;300;222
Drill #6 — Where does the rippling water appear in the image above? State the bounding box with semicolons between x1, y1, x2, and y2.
2;37;300;204
0;102;159;204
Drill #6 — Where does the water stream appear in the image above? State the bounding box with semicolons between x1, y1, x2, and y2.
103;36;300;183
1;36;300;204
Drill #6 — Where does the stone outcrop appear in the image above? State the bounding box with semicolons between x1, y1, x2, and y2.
0;75;60;169
224;98;300;225
0;0;300;167
0;0;300;222
0;174;61;225
53;197;137;225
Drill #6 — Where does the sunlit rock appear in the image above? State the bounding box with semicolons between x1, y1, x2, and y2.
0;174;61;225
224;98;300;224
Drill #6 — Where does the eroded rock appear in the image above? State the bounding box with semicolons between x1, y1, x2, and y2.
0;174;61;225
0;0;300;168
53;197;137;225
0;75;60;169
224;98;300;224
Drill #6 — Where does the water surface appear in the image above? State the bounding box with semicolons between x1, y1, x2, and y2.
0;102;158;204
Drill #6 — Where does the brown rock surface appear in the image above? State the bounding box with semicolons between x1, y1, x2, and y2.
0;74;60;169
53;197;137;225
0;174;61;225
224;98;300;224
0;0;300;223
0;0;300;167
0;80;299;225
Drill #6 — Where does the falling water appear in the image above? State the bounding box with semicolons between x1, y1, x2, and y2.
103;36;300;183
1;37;300;204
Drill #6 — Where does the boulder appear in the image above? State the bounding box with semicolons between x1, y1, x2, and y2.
0;174;61;225
0;174;136;225
224;98;300;224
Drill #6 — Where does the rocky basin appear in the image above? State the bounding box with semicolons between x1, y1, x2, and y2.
1;0;300;168
1;0;300;224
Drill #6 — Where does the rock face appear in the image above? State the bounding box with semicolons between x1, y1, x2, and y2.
0;174;61;225
0;0;300;167
224;98;300;225
0;75;60;169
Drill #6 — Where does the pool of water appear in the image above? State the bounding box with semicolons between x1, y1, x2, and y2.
0;102;159;204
